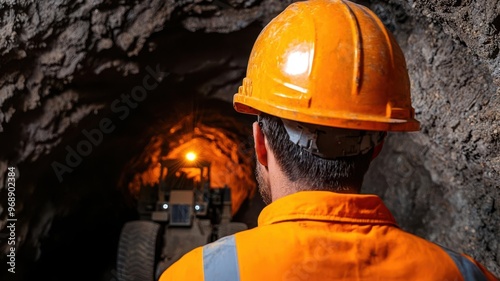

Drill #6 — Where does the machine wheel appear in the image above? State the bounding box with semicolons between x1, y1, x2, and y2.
218;222;248;238
117;221;161;281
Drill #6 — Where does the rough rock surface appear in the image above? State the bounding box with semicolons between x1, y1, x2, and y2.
0;0;498;279
363;0;500;274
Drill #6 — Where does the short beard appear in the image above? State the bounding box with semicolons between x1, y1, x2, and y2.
255;163;272;205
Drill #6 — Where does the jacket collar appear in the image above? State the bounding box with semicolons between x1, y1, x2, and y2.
258;191;398;227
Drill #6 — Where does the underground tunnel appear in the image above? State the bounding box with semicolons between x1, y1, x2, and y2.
0;0;499;280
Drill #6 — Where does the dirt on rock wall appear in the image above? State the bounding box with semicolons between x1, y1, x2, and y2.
363;0;500;275
0;0;498;279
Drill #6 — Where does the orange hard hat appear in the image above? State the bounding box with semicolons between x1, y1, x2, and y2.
233;0;420;132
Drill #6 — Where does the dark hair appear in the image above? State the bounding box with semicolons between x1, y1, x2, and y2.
259;114;374;192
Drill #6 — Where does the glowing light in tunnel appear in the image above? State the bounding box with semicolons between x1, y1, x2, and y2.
185;151;197;161
126;116;257;216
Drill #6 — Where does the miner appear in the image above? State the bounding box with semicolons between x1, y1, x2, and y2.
160;0;498;280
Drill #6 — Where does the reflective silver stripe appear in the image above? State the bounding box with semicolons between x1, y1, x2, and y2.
440;246;488;281
203;235;240;281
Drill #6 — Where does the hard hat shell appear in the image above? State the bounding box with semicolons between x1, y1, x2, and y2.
233;0;420;132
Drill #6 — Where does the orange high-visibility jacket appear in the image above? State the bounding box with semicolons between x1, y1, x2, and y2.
160;191;498;281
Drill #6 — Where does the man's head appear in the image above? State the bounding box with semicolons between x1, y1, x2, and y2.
233;0;420;203
253;114;380;204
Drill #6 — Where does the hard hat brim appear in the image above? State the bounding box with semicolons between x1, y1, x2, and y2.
234;94;420;132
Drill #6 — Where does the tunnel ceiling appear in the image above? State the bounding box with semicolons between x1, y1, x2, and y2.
0;0;499;278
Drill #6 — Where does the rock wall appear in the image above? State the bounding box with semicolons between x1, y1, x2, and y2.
363;0;500;275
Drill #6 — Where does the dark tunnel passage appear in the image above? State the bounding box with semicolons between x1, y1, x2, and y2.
20;98;264;280
0;0;499;280
1;22;267;279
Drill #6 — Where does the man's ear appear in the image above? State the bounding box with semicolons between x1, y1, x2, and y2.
253;122;268;167
371;141;384;160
